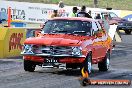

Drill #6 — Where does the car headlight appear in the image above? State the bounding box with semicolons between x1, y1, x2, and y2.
22;44;34;54
72;47;82;56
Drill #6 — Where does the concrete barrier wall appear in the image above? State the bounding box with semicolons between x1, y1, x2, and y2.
0;27;8;58
0;27;26;58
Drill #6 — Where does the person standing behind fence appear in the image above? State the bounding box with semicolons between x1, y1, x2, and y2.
77;6;92;18
68;7;78;17
50;10;60;18
102;14;110;33
95;13;101;19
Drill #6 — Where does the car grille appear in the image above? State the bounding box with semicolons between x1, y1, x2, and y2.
40;46;73;55
124;22;132;26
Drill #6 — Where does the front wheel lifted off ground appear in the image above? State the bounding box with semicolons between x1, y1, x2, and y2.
98;51;110;71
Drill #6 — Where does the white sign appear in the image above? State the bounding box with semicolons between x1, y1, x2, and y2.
0;1;59;23
108;25;117;40
0;1;122;23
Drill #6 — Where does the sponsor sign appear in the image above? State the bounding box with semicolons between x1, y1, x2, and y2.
0;1;131;24
9;33;23;52
0;1;59;23
0;28;26;58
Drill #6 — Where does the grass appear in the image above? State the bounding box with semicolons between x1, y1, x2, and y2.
9;0;132;10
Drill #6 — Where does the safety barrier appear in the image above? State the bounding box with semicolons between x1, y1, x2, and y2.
0;27;26;58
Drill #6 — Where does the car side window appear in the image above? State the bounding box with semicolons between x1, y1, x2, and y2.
109;12;118;18
101;12;111;20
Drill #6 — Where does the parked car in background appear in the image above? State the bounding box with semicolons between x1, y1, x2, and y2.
91;11;132;34
117;19;132;35
21;17;112;74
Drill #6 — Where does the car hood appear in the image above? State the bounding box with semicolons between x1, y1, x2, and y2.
109;17;129;25
112;17;128;22
24;34;91;46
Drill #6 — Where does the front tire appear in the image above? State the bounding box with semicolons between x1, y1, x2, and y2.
24;60;36;72
125;30;131;35
98;51;110;71
82;52;92;74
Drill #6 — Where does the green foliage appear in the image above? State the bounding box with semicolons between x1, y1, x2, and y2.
10;0;132;10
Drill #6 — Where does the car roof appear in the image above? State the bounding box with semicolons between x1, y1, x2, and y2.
49;17;96;22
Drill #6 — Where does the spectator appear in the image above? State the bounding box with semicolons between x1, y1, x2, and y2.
102;14;110;33
95;13;101;19
77;6;92;18
88;10;91;16
103;14;122;43
50;10;59;18
68;7;78;17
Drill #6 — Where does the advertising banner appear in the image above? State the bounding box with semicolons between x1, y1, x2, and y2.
0;1;59;23
0;1;131;24
0;27;26;58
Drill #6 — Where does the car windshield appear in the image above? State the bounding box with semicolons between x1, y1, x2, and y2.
101;12;118;19
41;20;92;36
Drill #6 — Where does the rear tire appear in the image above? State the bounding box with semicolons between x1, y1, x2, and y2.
98;51;110;71
24;60;36;72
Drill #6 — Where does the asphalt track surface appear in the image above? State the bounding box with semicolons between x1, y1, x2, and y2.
0;32;132;88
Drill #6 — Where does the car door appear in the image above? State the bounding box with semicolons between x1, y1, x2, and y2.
95;21;108;58
92;21;102;60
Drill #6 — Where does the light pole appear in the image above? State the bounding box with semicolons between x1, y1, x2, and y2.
94;0;98;8
106;0;108;8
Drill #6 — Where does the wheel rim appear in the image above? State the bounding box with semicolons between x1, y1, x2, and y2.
106;55;110;69
87;56;92;73
88;62;92;73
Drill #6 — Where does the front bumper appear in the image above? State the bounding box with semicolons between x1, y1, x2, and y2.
21;53;86;58
23;55;85;63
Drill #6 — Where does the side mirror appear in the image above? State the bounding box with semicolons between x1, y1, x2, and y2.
96;32;103;37
34;29;42;37
40;23;45;29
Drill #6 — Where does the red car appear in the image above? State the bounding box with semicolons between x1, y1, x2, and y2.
21;17;112;74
